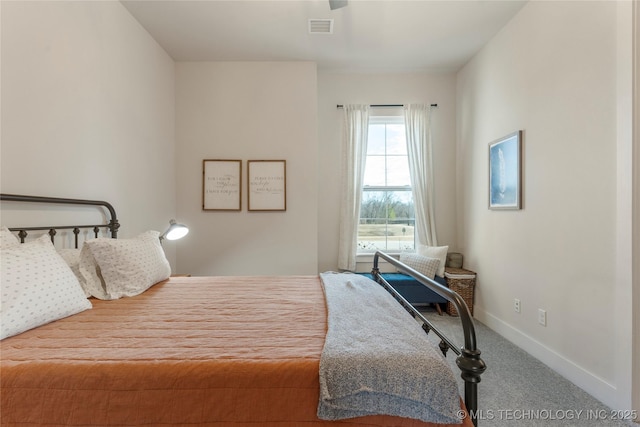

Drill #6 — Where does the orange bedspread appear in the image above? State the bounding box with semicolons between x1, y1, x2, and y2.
1;276;472;427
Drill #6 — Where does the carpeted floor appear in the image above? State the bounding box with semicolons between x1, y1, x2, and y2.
418;307;637;427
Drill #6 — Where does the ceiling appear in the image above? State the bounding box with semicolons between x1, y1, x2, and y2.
121;0;528;73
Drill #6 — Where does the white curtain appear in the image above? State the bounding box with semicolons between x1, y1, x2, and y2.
404;104;438;247
337;105;369;271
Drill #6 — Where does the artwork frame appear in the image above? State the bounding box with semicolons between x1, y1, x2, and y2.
202;159;242;211
247;160;286;211
489;131;523;210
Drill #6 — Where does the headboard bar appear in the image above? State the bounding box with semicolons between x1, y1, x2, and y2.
9;224;111;231
0;194;120;243
11;225;112;244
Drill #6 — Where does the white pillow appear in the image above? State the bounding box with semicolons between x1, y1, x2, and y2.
1;226;19;247
399;253;440;280
0;234;92;340
57;248;87;297
79;230;171;300
417;244;449;277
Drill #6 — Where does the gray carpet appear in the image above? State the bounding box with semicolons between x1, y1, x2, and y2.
417;307;637;426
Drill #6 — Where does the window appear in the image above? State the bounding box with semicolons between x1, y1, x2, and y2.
357;116;415;253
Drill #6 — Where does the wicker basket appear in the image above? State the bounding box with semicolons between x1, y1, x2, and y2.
444;267;476;317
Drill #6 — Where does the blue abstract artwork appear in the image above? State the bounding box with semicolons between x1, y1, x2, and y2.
489;131;521;209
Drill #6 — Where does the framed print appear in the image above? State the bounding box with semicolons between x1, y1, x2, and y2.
489;131;522;210
248;160;286;211
203;159;242;211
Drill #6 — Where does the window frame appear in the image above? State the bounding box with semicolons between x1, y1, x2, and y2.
357;115;415;255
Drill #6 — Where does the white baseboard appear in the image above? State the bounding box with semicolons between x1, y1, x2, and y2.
474;306;618;410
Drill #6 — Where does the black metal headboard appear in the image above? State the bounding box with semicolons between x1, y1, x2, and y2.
0;194;119;247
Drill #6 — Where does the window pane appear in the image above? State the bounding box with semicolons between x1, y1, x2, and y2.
367;124;386;155
360;191;387;220
386;156;411;186
357;218;387;253
358;190;387;253
363;156;385;186
358;190;415;253
389;190;415;220
386;125;407;154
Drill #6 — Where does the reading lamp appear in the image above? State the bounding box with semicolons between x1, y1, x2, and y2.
160;219;189;242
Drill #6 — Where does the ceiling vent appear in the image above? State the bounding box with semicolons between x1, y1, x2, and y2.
308;19;334;34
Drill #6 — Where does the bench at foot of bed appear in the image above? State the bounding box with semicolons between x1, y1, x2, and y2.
360;273;448;315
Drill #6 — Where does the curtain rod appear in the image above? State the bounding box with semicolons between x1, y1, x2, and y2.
336;103;438;108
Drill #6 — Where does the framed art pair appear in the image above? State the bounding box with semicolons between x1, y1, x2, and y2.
203;159;286;212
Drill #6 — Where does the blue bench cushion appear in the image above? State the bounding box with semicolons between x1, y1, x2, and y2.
362;273;448;305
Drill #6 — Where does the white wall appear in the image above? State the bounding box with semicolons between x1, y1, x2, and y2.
175;62;318;276
615;0;636;415
632;0;640;414
456;0;633;410
0;1;177;265
317;72;458;273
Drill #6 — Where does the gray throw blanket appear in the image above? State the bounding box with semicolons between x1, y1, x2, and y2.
318;272;462;424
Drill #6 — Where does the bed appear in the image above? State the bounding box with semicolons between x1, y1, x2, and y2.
0;194;486;427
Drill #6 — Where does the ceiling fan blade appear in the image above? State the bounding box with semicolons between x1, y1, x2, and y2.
329;0;348;10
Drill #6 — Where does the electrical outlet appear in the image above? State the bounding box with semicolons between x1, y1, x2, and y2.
538;309;547;326
514;299;521;313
